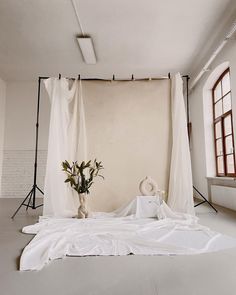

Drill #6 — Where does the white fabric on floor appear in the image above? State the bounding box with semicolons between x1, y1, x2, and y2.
168;73;194;215
20;199;236;271
93;196;163;219
43;79;87;217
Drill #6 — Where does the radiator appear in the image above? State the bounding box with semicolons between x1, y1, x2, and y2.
211;185;236;211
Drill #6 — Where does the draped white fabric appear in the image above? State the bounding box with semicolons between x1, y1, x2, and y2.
43;79;87;217
20;198;236;270
68;80;87;163
167;73;194;215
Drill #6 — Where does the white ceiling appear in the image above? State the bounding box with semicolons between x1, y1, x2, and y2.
0;0;234;81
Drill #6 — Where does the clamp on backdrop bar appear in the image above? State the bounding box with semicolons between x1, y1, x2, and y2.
11;77;45;218
184;75;217;213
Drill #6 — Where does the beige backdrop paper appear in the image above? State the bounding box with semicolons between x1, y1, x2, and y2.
82;80;171;212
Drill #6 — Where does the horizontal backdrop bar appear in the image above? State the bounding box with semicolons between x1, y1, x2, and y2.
39;74;189;81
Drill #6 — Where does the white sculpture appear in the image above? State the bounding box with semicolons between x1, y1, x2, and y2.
139;176;158;196
139;176;166;199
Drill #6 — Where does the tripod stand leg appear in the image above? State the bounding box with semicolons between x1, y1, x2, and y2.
36;185;44;195
11;188;34;219
26;189;34;211
204;199;218;213
193;186;218;213
34;186;44;209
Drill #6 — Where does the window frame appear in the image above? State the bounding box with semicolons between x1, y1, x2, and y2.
212;68;236;177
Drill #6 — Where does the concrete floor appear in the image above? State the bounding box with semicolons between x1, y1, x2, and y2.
1;198;236;295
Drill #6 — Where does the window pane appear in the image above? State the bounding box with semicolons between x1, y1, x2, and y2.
224;114;232;136
226;155;235;174
217;156;224;174
215;121;222;139
223;93;231;113
222;72;231;96
214;100;222;118
216;139;223;156
214;82;222;102
225;135;234;154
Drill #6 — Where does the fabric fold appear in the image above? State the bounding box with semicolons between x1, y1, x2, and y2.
167;73;194;215
43;79;87;217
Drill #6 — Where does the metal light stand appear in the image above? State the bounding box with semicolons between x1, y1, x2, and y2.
193;186;217;213
184;75;218;213
11;77;44;218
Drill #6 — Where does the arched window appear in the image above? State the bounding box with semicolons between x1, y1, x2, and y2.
212;68;235;176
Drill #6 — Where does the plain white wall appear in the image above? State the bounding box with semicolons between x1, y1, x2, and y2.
0;77;6;197
190;39;236;206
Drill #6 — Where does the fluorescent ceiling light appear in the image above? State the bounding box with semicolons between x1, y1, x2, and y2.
77;36;97;64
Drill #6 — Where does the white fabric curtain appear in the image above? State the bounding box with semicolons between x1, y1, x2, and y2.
43;78;87;217
167;73;195;215
68;80;87;163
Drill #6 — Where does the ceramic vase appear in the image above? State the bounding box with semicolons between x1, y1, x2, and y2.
77;193;89;218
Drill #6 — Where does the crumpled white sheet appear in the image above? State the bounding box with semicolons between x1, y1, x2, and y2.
95;196;196;221
20;198;236;271
92;196;165;219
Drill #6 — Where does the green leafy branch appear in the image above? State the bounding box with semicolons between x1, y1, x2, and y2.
62;159;104;195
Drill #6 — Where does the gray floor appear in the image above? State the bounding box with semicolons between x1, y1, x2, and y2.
1;198;236;295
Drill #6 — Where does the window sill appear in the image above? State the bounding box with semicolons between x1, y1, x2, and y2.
207;176;236;181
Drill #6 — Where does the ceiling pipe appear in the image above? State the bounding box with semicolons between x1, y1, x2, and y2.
71;0;85;36
190;20;236;90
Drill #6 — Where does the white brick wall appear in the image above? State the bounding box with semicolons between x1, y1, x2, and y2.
1;150;47;198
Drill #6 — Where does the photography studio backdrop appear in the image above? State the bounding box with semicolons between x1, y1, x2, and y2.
82;80;171;212
44;78;172;214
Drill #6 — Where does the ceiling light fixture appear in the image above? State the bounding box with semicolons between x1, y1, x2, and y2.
71;0;97;64
77;36;97;64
